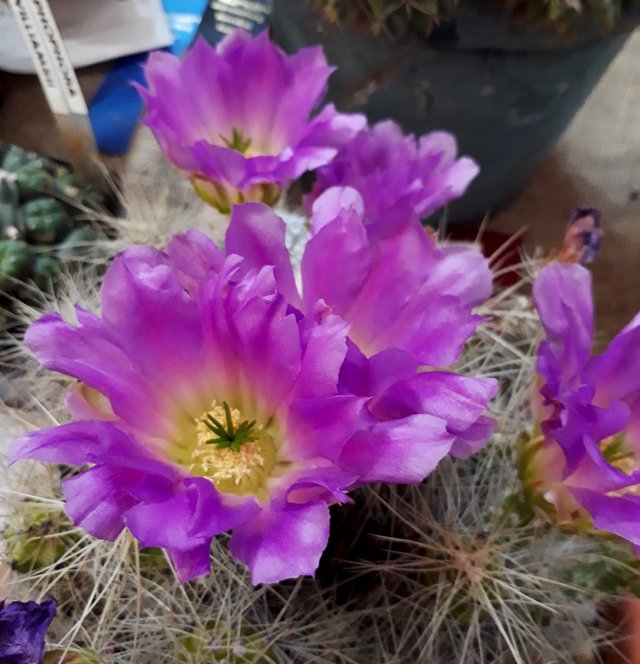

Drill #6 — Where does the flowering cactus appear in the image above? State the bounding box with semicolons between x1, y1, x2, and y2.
523;262;640;547
10;211;495;584
304;121;479;225
137;30;365;213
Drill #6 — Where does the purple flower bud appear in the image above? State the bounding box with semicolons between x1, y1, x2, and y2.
561;207;602;265
136;30;365;213
0;597;57;664
527;263;640;548
304;120;479;225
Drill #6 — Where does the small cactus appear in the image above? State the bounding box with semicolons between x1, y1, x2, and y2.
43;650;106;664
3;502;78;574
0;239;35;291
175;621;278;663
0;141;107;329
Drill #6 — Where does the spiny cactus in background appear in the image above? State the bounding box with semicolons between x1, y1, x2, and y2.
0;142;106;331
3;500;78;574
43;649;106;664
316;0;634;35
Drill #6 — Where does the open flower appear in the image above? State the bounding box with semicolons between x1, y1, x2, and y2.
0;597;56;664
523;262;640;545
137;30;365;213
10;224;494;584
304;121;479;224
229;186;492;369
225;186;496;462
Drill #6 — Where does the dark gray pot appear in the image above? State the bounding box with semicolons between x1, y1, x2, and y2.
270;0;639;225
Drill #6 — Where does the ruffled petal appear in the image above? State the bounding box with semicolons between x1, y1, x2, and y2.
571;489;640;547
285;394;364;462
9;421;176;477
200;263;302;416
63;466;142;541
370;372;497;435
306;121;477;223
339;414;454;484
301;194;371;316
138;31;361;194
366;372;497;464
166;544;213;583
25;310;174;437
533;263;594;382
228;501;330;585
426;242;492;308
165;229;225;296
100;247;210;408
124;478;258;553
586;314;640;407
226;203;300;307
338;344;418;398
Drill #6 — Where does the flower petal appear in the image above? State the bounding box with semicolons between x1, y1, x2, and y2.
571;488;640;547
124;478;257;553
25;309;176;438
226;203;300;307
339;414;454;484
228;501;330;585
533;263;594;381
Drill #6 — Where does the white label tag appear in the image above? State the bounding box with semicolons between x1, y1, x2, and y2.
7;0;68;114
8;0;88;115
26;0;88;115
8;0;102;185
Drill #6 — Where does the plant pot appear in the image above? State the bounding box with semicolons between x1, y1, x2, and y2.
270;0;639;225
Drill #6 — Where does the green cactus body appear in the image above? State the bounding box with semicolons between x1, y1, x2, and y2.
43;650;106;664
0;239;34;291
0;143;106;331
176;622;277;663
1;145;38;172
15;160;55;200
56;227;99;261
20;198;73;245
0;177;20;232
33;254;62;289
4;503;77;574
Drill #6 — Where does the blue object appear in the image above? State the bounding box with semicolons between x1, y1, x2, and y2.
89;0;208;155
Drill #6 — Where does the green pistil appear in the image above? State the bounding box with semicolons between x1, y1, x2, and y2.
602;433;633;465
202;401;257;452
221;127;252;154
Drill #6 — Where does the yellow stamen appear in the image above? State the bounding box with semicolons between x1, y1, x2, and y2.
188;401;275;496
600;435;640;496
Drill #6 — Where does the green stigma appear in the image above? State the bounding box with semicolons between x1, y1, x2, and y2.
221;127;252;154
201;401;257;452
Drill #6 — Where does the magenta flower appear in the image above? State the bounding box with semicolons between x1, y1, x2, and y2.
304;121;479;224
137;30;365;212
10;222;494;584
0;597;56;664
229;186;492;368
225;186;496;463
525;262;640;545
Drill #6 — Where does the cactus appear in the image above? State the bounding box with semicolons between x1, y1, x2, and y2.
3;502;78;574
175;621;278;663
43;650;106;664
0;141;107;328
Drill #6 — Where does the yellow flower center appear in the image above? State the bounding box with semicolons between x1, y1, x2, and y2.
600;434;640;496
188;401;276;497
